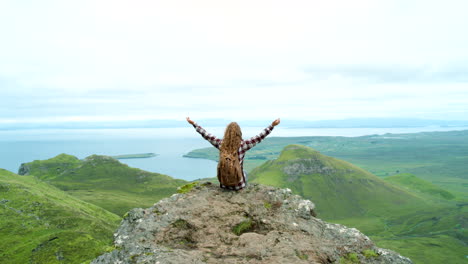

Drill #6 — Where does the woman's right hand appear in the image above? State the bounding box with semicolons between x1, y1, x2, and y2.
272;118;280;127
186;117;195;125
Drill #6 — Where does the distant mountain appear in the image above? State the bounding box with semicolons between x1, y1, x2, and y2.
249;145;429;220
281;118;468;128
18;154;187;216
2;118;467;130
0;119;189;130
0;169;120;263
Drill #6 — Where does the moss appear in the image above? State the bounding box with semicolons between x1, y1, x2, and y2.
348;253;359;262
172;219;190;229
178;238;194;246
177;182;199;194
362;249;378;258
232;219;254;236
295;249;308;260
129;254;140;264
153;208;162;215
103;245;117;253
264;202;272;209
201;182;212;187
339;253;360;264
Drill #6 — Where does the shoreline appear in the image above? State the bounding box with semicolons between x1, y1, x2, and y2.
111;153;158;160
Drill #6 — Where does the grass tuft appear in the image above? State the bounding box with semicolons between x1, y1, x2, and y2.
339;252;360;264
177;182;199;194
232;219;254;236
362;249;378;258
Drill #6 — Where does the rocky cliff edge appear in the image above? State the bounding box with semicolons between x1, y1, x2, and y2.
92;182;412;264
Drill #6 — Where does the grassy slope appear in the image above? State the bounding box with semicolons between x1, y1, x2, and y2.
249;145;430;219
184;130;468;197
249;145;467;264
0;169;120;264
385;173;455;200
375;173;467;264
20;154;187;216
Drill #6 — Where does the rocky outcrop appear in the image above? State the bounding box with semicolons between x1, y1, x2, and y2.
92;183;412;264
282;159;337;176
18;163;31;175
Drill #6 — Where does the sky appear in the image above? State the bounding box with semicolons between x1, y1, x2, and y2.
1;0;467;124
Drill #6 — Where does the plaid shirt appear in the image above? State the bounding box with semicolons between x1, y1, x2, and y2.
192;122;274;190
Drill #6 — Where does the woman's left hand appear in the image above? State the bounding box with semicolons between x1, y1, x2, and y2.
186;117;195;125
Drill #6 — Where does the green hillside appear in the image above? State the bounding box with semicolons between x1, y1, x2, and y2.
0;169;120;264
19;154;187;216
249;145;467;264
385;173;455;200
249;144;429;219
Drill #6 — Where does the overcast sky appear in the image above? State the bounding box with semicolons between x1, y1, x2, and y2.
1;0;467;124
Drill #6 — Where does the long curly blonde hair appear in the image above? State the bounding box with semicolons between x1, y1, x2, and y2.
220;122;242;153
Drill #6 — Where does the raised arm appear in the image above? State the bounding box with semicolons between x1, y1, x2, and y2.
241;118;280;151
187;117;222;149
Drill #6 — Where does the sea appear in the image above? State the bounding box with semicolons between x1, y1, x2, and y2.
1;126;466;181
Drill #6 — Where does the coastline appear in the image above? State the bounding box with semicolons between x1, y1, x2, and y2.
111;153;158;160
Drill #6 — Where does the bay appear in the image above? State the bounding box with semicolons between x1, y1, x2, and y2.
0;126;466;181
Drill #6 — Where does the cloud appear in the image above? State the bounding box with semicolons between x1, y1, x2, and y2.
0;0;467;123
303;64;468;84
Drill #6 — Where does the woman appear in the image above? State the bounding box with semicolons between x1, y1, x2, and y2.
186;117;280;190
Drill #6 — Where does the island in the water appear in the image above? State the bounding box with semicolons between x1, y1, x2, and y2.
111;153;158;159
